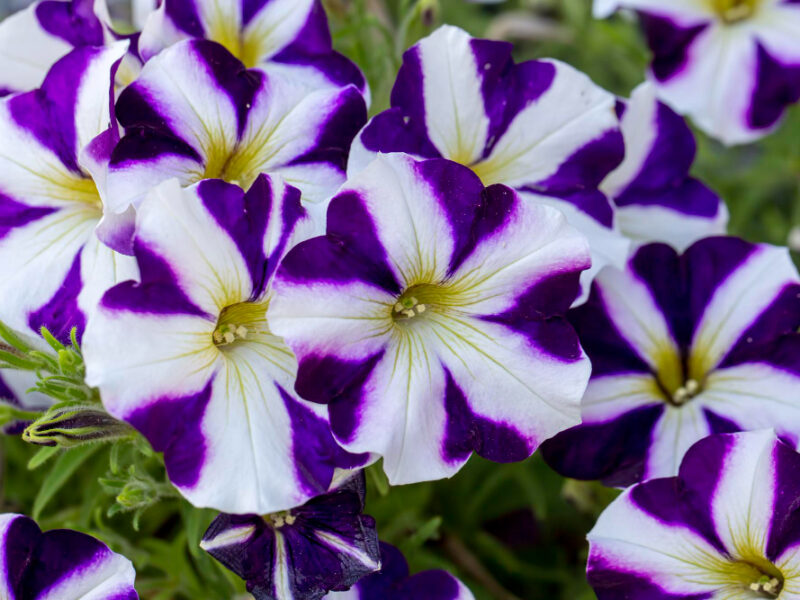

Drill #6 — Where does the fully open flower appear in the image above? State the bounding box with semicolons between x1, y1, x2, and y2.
201;473;380;600
0;41;138;345
541;237;800;485
348;25;629;300
83;175;368;514
100;38;367;252
270;154;592;485
137;0;367;95
0;512;137;599
602;83;728;250
588;430;800;599
325;542;475;600
595;0;800;145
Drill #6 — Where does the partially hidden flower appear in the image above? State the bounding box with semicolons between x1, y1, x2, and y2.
349;25;630;301
83;175;369;514
0;512;138;599
137;0;368;96
588;430;800;599
270;153;592;485
98;38;367;252
541;237;800;485
200;473;380;600
0;0;105;95
325;542;475;600
0;41;138;345
601;82;729;250
594;0;800;145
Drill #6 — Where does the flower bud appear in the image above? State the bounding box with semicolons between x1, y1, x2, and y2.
22;405;133;448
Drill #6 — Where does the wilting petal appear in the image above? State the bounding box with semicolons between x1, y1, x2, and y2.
602;83;727;249
0;513;137;599
0;0;104;96
272;154;591;484
85;176;363;513
326;542;475;600
106;39;366;232
201;474;380;600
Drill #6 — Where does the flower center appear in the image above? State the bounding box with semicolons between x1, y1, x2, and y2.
393;294;428;320
711;0;760;23
670;378;703;406
390;283;458;324
267;510;296;529
721;556;784;599
213;300;269;349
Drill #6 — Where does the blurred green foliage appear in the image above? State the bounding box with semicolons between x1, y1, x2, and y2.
0;1;798;599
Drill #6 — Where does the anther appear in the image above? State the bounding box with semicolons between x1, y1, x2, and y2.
393;296;427;320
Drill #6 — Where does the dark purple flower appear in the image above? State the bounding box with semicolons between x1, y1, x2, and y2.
200;474;380;600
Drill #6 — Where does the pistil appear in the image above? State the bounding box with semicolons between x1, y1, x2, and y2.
749;575;782;598
393;296;427;320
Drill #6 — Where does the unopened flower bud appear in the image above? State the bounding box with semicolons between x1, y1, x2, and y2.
22;405;134;448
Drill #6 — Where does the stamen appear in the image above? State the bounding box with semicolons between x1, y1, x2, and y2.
213;323;249;346
393;296;427;320
749;575;782;598
671;379;702;405
269;511;297;529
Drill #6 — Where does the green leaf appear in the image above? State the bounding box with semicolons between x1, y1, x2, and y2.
32;445;101;520
27;446;60;470
0;320;32;353
39;327;66;353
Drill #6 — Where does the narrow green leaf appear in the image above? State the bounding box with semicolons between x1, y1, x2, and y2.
0;320;32;352
0;349;40;371
27;446;60;470
32;444;101;520
409;515;442;547
39;327;66;353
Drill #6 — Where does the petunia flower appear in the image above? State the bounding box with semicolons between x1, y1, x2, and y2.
588;430;800;599
200;473;380;600
269;153;592;485
0;512;137;599
325;542;475;600
98;38;367;253
601;83;729;250
0;41;138;345
83;175;369;514
594;0;800;145
0;0;105;96
137;0;368;96
541;236;800;486
348;25;630;301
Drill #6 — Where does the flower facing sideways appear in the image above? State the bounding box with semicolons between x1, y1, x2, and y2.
349;25;630;301
594;0;800;144
542;237;800;485
0;512;138;599
601;82;729;250
83;175;369;514
270;153;592;485
588;430;800;599
0;41;138;345
201;474;380;600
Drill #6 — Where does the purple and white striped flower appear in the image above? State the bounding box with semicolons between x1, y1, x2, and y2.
0;41;138;345
541;236;800;485
348;25;630;300
325;542;475;600
200;473;380;600
270;153;592;485
137;0;367;95
595;0;800;145
83;175;369;514
602;83;729;250
99;38;367;252
0;513;137;599
0;0;106;96
588;430;800;599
